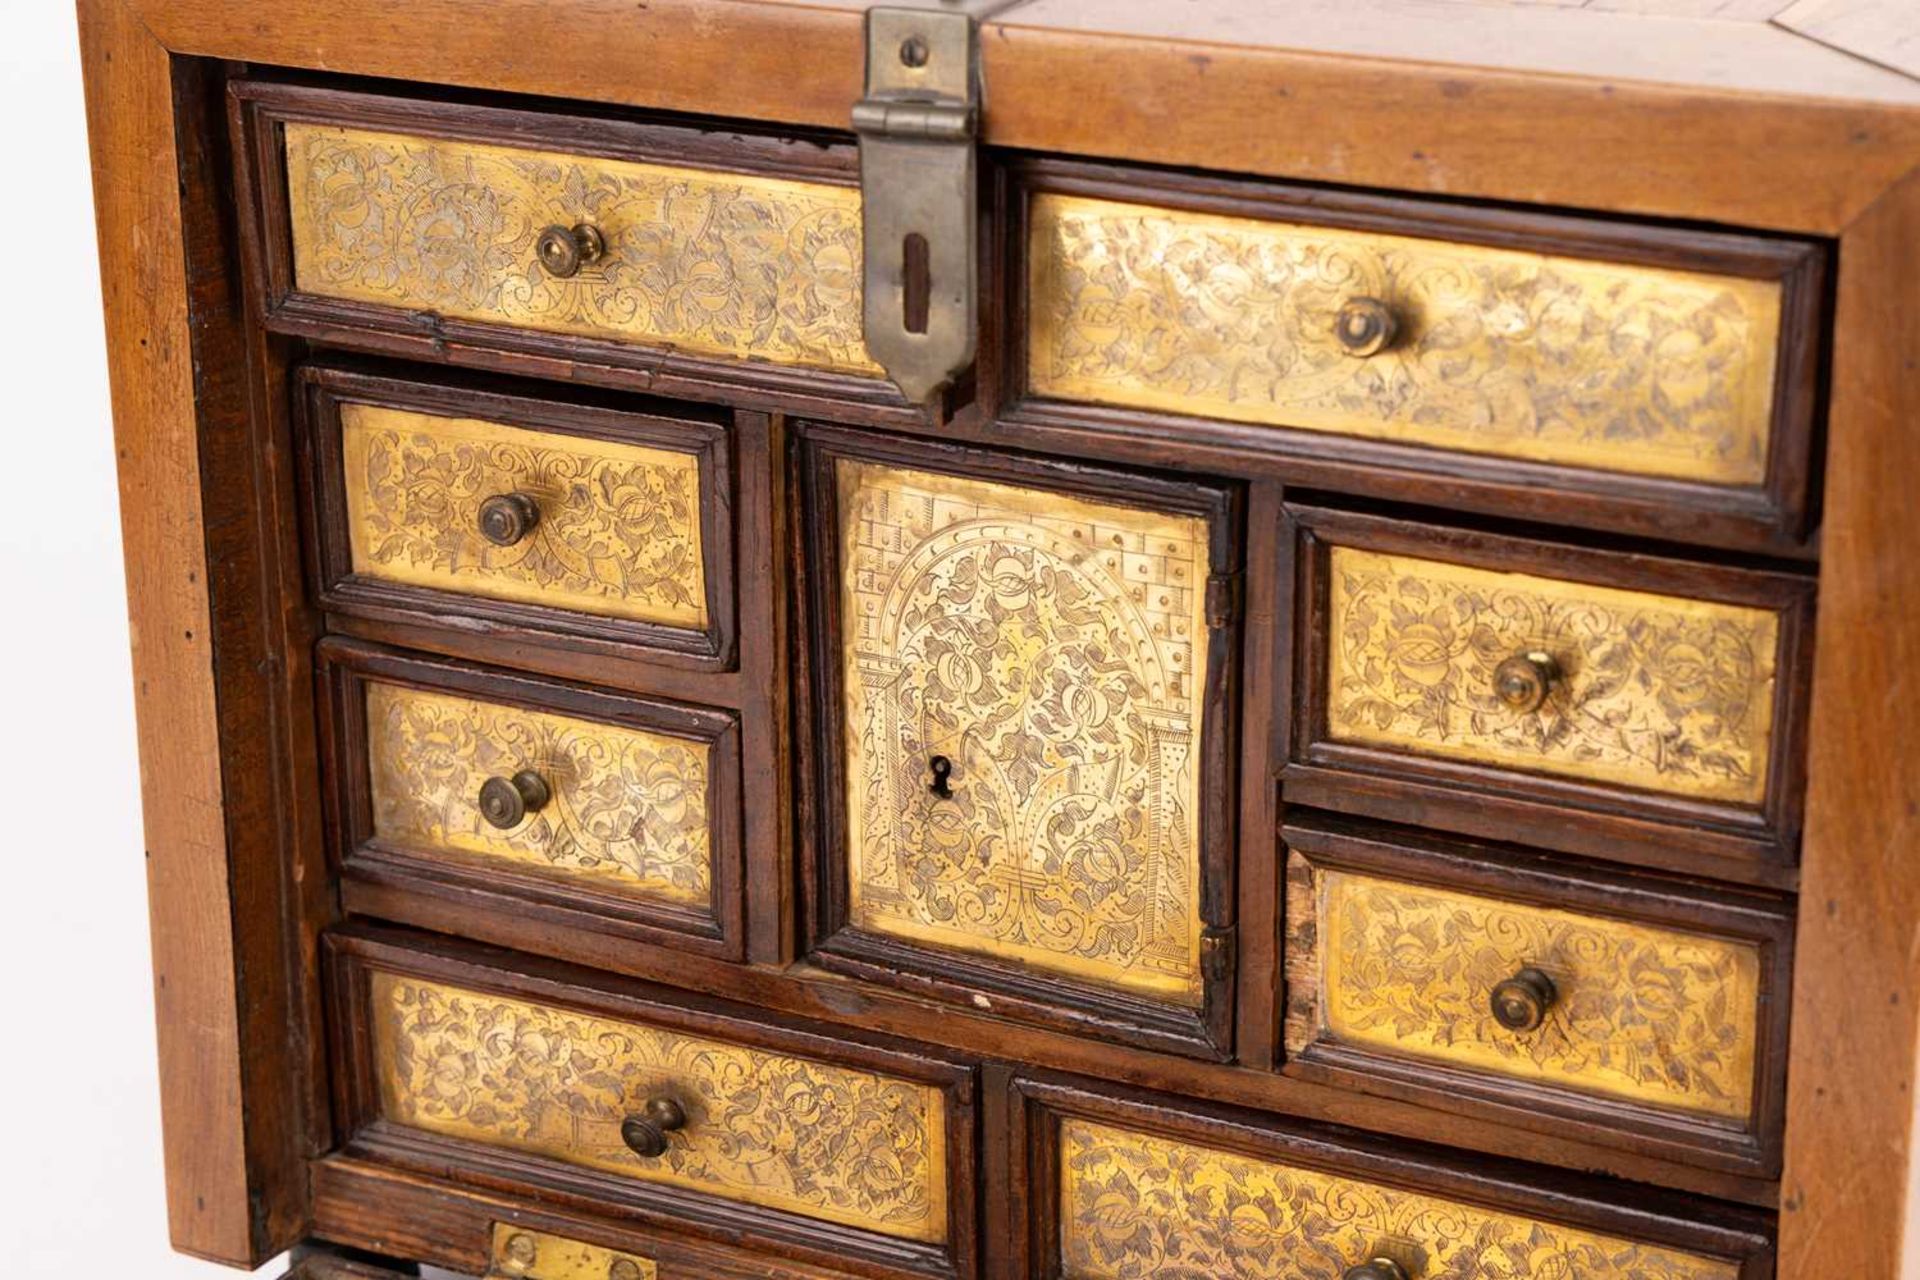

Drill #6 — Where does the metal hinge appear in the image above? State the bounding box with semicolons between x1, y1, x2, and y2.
1206;571;1243;629
486;1225;655;1280
1201;925;1237;984
854;2;1021;405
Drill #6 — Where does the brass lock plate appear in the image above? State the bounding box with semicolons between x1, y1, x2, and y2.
486;1225;656;1280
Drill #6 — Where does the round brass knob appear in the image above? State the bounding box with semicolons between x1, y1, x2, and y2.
1333;297;1399;357
1344;1260;1411;1280
477;492;541;547
620;1096;688;1158
1490;967;1558;1032
478;770;552;830
1492;650;1560;714
537;222;607;278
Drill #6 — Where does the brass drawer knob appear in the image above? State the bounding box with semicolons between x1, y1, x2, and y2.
477;492;542;547
1333;297;1399;357
478;769;552;830
1492;649;1560;713
1344;1260;1410;1280
1490;967;1558;1032
620;1096;688;1158
537;222;607;278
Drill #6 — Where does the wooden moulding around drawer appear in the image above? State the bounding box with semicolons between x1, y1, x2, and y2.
230;80;906;416
1282;503;1817;883
324;926;980;1279
1005;156;1829;557
1279;814;1794;1178
1009;1077;1775;1280
297;362;740;670
317;638;746;961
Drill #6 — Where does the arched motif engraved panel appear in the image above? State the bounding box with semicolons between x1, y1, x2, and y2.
342;405;710;627
371;974;949;1242
1056;1118;1740;1280
285;123;879;376
1317;870;1761;1119
1324;547;1781;803
366;684;713;907
1028;193;1782;486
837;461;1210;1005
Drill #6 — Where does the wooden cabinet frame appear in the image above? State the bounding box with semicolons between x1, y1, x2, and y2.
77;0;1920;1273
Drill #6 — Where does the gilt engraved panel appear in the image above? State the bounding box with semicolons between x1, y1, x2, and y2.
1324;547;1780;803
838;461;1209;1005
286;123;878;375
366;683;713;907
342;404;710;628
1056;1118;1739;1280
1311;868;1760;1118
1029;193;1782;485
371;974;949;1242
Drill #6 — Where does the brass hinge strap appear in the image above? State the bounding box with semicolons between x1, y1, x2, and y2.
1206;572;1243;629
850;99;976;142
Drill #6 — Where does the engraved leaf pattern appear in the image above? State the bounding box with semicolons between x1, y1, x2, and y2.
1057;1119;1739;1280
373;975;947;1241
840;462;1209;1004
1320;871;1758;1118
1030;195;1779;485
288;124;876;373
1326;548;1779;804
367;684;713;906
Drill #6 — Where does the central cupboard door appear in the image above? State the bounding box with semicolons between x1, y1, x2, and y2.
799;426;1242;1057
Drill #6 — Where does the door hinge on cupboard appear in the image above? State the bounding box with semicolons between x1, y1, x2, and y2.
854;0;1027;405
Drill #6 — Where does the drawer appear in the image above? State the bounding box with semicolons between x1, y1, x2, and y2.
236;82;887;406
1012;1080;1773;1280
797;426;1242;1058
1013;161;1825;552
327;930;978;1277
1285;506;1814;876
319;641;744;958
1281;816;1791;1175
299;364;736;666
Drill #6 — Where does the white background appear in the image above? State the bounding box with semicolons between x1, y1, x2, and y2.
3;0;1919;1276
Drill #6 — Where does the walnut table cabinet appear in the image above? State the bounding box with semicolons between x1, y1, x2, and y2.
76;1;1920;1277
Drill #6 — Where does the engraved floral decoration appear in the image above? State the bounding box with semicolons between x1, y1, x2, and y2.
366;684;713;906
342;405;709;629
1057;1118;1739;1280
838;461;1211;1005
1325;547;1780;804
1314;869;1759;1119
1029;193;1781;485
287;123;877;374
373;975;949;1242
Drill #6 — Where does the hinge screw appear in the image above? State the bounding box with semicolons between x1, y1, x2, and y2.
899;34;930;67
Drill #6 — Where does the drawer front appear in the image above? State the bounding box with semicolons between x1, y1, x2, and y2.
1052;1115;1743;1280
801;428;1241;1054
1288;507;1813;870
367;970;952;1243
282;122;876;377
1028;192;1786;486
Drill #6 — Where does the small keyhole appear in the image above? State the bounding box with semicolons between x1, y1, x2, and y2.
902;233;931;335
928;754;953;799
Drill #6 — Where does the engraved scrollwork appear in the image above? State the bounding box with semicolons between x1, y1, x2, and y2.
286;123;877;374
1318;870;1760;1118
342;405;709;628
1057;1118;1738;1280
838;461;1210;1004
1325;547;1779;803
372;975;948;1242
1028;193;1782;486
367;684;712;906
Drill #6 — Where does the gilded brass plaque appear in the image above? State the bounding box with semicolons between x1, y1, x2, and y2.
366;683;712;906
1324;547;1780;803
286;123;878;375
1057;1117;1738;1280
371;974;949;1242
1317;869;1760;1119
837;461;1209;1005
487;1225;655;1280
1029;193;1782;485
